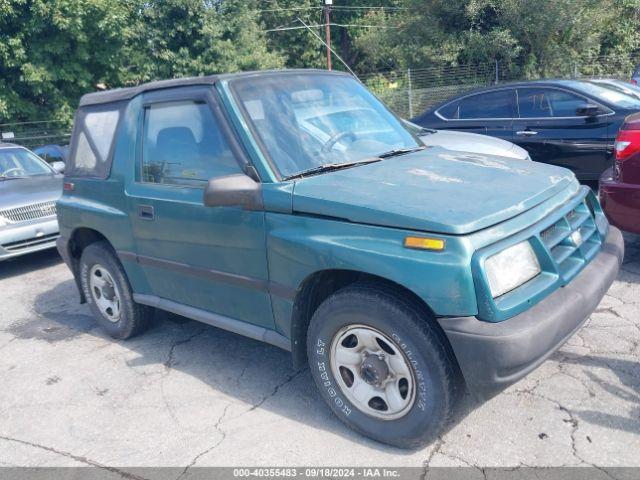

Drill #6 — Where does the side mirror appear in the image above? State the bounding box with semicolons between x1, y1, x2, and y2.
576;104;601;117
203;174;263;210
51;161;65;173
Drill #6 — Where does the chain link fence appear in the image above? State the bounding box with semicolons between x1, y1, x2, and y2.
360;55;640;119
0;120;71;150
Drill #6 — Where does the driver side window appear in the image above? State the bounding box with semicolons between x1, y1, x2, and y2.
141;100;240;187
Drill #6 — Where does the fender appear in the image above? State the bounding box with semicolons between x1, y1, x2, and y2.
265;212;479;336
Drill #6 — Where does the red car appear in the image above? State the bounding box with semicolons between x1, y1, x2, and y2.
600;112;640;233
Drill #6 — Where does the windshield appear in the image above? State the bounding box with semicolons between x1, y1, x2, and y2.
230;73;421;178
589;80;640;100
573;81;640;109
0;147;53;178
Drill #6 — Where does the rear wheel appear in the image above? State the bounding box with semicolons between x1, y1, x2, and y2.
79;241;152;339
307;284;460;448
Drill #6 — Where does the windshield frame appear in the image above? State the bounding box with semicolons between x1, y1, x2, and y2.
0;146;55;179
227;71;423;182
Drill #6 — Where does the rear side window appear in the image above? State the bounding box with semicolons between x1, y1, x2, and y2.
68;104;122;177
438;90;514;119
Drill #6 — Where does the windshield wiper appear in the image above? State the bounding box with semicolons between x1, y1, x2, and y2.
283;157;382;181
378;145;426;158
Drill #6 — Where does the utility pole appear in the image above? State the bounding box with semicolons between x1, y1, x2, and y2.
324;0;332;70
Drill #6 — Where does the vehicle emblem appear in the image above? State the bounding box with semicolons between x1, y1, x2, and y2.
570;230;583;247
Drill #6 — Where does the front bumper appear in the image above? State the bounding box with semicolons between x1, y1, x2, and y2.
0;217;59;260
438;226;624;400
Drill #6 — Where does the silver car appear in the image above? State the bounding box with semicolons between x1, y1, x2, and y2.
403;120;531;160
0;143;63;260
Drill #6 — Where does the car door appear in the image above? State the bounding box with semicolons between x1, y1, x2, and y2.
126;86;274;329
513;87;611;180
435;89;516;143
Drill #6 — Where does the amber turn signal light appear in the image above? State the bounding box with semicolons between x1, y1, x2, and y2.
404;236;445;251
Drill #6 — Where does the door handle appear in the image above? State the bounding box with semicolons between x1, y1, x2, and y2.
516;130;539;136
138;205;155;220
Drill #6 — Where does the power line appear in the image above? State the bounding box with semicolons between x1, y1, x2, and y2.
257;5;407;13
330;5;407;10
266;22;399;32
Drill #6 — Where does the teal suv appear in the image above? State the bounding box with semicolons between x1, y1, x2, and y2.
57;70;624;448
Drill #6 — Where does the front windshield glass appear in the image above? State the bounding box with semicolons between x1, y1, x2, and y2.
589;80;640;100
230;73;421;178
573;81;640;109
0;148;53;178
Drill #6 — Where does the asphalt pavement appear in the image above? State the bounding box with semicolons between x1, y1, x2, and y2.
0;234;638;472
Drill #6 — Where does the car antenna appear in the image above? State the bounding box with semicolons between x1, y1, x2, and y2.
295;17;360;81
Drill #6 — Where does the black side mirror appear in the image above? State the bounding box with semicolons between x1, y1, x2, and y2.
203;174;263;210
576;104;601;117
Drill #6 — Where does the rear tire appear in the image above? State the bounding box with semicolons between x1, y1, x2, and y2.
306;284;460;448
79;241;152;339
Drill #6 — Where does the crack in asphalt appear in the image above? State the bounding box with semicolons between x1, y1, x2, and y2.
246;369;305;414
0;435;150;480
175;370;305;477
175;403;232;480
159;326;209;429
164;327;208;370
420;437;444;478
526;390;623;474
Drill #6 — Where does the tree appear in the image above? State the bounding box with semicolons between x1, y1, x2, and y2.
0;0;284;124
0;0;134;123
124;0;283;83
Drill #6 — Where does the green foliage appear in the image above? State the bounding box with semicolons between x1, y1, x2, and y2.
0;0;133;123
0;0;283;123
124;0;283;83
1;0;639;124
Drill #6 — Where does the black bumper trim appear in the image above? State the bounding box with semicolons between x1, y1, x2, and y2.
438;226;624;400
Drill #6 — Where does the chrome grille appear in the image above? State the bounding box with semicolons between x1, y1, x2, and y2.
539;199;601;281
0;202;57;223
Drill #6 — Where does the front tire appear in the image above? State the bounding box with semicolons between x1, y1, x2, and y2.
79;241;152;339
306;284;460;448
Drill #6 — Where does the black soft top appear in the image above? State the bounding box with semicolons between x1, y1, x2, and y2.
79;69;349;107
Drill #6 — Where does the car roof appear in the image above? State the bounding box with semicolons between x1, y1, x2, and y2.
425;79;609;113
0;143;23;150
470;79;594;90
79;69;351;107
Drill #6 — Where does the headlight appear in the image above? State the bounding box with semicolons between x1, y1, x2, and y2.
484;241;541;298
0;216;7;227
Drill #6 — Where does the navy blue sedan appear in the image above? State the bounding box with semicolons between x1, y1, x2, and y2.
412;80;640;181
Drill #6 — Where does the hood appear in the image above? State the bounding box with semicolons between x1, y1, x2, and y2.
0;174;62;211
292;147;577;234
420;130;529;160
